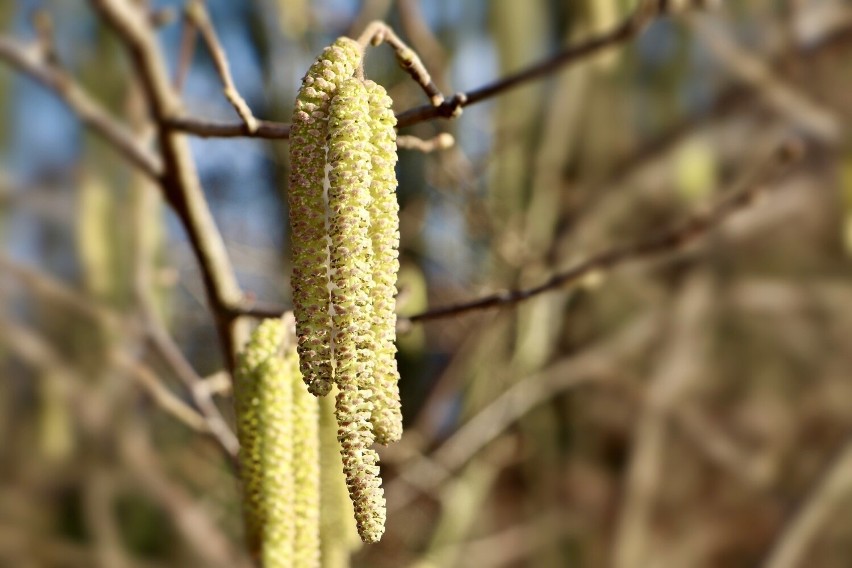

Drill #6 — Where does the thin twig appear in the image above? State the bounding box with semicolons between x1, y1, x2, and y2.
144;317;240;458
173;10;198;91
144;4;852;144
357;20;444;106
396;133;455;153
113;350;211;435
394;3;660;128
761;434;852;568
613;276;712;568
0;253;239;461
0;315;210;439
688;12;840;143
386;311;661;513
164;115;291;138
397;0;448;93
119;424;247;568
0;36;162;178
228;140;803;325
185;0;258;132
402;139;804;324
165;1;667;139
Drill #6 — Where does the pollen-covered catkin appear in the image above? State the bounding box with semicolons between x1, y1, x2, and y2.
291;350;320;568
327;77;387;543
327;77;376;396
289;37;362;397
319;394;362;567
336;382;386;543
364;79;403;445
259;355;296;568
234;320;294;563
235;316;321;568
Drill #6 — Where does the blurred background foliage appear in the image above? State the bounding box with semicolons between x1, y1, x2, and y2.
3;0;852;567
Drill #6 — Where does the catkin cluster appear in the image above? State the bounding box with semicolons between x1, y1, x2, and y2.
288;37;403;544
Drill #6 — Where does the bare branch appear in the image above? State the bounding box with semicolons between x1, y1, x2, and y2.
91;0;247;369
185;0;258;132
394;3;659;128
396;133;455;153
401;139;804;325
165;1;670;139
761;435;852;568
228;140;804;326
0;253;239;461
357;20;445;106
119;424;248;568
173;9;198;90
386;311;661;513
143;315;240;458
688;12;841;143
0;36;162;178
0;315;209;440
164;115;291;138
613;276;712;568
113;350;211;434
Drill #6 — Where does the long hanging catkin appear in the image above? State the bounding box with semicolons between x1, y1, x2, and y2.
235;319;294;563
289;37;362;397
327;77;386;543
290;348;321;568
234;316;321;567
319;394;362;567
364;79;403;445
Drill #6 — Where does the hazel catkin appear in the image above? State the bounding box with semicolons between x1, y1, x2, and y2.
234;316;321;567
364;79;403;445
289;37;362;397
327;77;387;543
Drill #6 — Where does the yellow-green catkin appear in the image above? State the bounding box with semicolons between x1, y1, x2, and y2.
291;349;321;568
289;37;362;397
328;77;386;543
327;78;375;398
259;355;296;568
364;80;403;445
320;394;362;567
235;319;293;561
335;382;386;543
235;317;321;567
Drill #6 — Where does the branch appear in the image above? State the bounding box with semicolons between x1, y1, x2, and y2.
185;0;258;132
143;312;240;457
165;0;672;139
0;253;240;461
688;12;840;143
402;139;804;325
0;36;162;178
0;315;210;443
113;350;211;434
394;2;661;128
613;276;712;568
229;139;803;325
357;20;444;106
761;434;852;568
164;115;290;138
386;310;661;513
91;0;246;370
